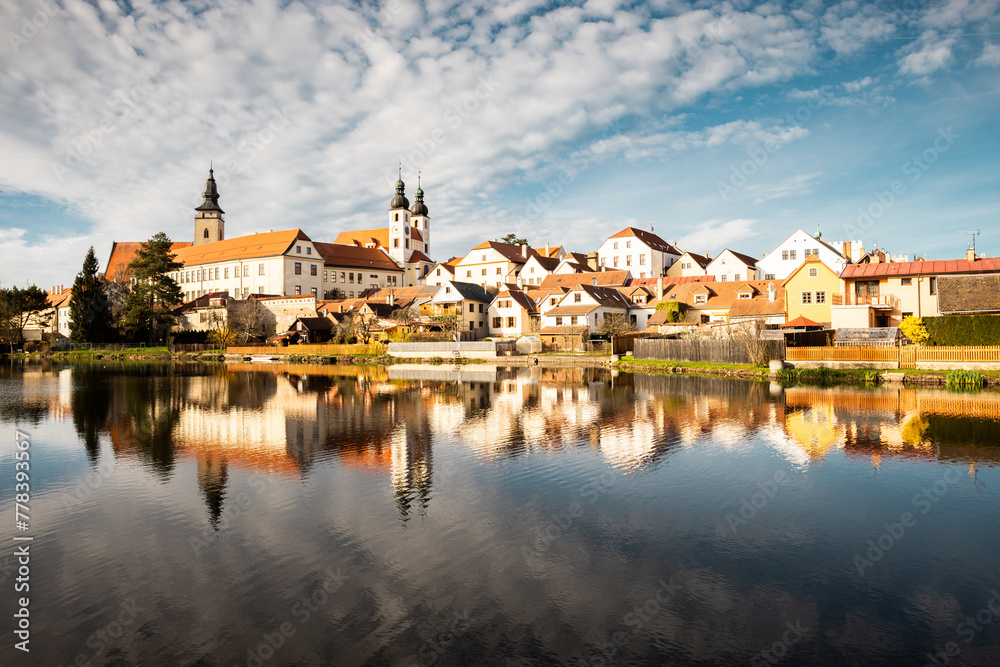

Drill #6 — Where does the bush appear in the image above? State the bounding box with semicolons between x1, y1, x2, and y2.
655;300;688;322
924;315;1000;346
946;369;984;390
862;370;880;385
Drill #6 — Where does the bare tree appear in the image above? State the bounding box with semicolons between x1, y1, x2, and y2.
228;299;275;343
596;312;636;337
729;317;775;366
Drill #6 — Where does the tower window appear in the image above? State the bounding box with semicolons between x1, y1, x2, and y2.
395;213;399;221
203;228;209;239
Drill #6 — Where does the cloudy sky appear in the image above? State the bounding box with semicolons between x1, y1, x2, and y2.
1;0;998;289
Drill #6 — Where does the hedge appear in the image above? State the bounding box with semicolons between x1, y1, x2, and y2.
923;315;1000;346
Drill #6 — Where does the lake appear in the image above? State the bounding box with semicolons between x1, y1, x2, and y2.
2;360;1000;666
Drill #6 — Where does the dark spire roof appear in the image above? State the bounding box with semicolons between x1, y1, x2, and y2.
410;171;428;216
390;164;409;210
195;165;224;213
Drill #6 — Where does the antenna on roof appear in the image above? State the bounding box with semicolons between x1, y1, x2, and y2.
650;221;654;233
961;230;981;252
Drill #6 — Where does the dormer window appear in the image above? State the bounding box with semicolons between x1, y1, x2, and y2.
694;295;707;304
738;293;751;300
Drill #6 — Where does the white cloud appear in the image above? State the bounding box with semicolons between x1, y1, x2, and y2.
975;43;1000;66
677;218;759;254
749;172;823;203
899;34;956;76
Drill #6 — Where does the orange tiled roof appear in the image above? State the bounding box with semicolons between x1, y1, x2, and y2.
105;241;192;282
607;227;679;254
334;228;389;249
314;242;400;272
172;230;310;266
539;270;631;289
842;256;1000;278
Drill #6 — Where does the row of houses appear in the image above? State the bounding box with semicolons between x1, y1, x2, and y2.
30;168;997;345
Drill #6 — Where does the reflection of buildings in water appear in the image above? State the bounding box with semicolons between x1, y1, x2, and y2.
784;404;843;460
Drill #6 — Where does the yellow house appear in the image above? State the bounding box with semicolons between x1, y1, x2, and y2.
782;255;841;326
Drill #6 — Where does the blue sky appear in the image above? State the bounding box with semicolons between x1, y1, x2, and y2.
1;0;998;289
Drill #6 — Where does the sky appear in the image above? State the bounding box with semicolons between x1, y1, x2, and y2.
0;0;998;290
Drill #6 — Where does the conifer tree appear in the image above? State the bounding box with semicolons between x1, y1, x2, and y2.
121;232;183;343
69;246;114;343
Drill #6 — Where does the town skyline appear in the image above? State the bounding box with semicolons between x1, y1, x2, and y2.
2;0;999;289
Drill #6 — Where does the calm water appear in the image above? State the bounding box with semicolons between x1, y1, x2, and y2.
2;361;1000;666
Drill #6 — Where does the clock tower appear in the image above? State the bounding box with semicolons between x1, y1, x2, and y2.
388;169;411;264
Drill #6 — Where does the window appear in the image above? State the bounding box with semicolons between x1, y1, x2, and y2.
782;251;788;260
469;304;475;313
311;287;317;295
901;278;912;285
294;262;301;275
348;273;354;283
405;239;409;249
481;268;487;276
550;298;558;306
507;317;515;328
902;311;913;318
556;317;563;326
294;285;301;295
306;247;311;255
720;276;727;282
626;240;631;248
394;213;399;221
694;295;707;304
296;246;301;253
801;291;812;304
790;250;797;260
815;291;826;304
466;270;472;277
613;257;619;267
613;242;618;250
244;287;250;298
496;267;502;275
310;264;317;276
445;286;451;294
203;228;209;239
529;266;535;274
394;239;400;248
481;254;486;261
469;321;474;330
436;268;441;276
930;277;938;295
340;272;346;282
809;268;818;277
349;291;354;298
738;292;751;300
258;264;263;276
734;274;741;281
765;274;775;280
493;317;502;328
640;254;646;265
258;286;263;294
570;316;578;325
574;293;582;303
626;255;632;266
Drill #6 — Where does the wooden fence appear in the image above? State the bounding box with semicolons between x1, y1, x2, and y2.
635;338;785;364
785;346;1000;363
228;343;384;356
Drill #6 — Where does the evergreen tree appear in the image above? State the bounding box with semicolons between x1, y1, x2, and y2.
121;232;184;343
69;246;114;343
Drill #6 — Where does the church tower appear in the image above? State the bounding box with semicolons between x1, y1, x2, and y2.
388;168;411;264
410;173;430;255
194;166;225;246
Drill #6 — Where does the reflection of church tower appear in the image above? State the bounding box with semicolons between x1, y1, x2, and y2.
388;168;411;265
197;454;229;528
390;404;433;521
194;166;225;246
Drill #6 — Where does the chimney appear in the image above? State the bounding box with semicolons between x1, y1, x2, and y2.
967;247;977;262
843;241;852;261
767;282;775;302
388;293;394;306
544;243;550;256
521;243;528;258
517;275;523;288
871;252;880;265
586;251;598;271
655;278;663;300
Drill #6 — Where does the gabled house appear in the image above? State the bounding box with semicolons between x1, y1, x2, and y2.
666;251;711;278
757;228;856;281
423;257;462;287
313;242;404;299
286;317;335;344
783;255;842;328
422;280;494;339
726;282;786;326
455;240;540;290
704;249;760;283
653;279;786;325
597;227;681;278
173;291;230;331
519;254;561;287
538;270;632;291
488;289;538;338
551;252;599;275
540;284;632;334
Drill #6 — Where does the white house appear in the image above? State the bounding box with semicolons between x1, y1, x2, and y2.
757;229;859;281
666;251;711;278
540;284;632;333
597;227;681;279
488;289;538;338
704;249;760;282
423;280;494;339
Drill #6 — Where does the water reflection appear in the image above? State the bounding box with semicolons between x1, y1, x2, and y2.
4;360;1000;665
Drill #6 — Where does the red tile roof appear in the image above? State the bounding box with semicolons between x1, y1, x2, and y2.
539;270;631;289
607;227;679;254
313;242;400;272
105;241;192;282
841;257;1000;278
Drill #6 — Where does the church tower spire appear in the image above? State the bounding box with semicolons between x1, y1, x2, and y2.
410;171;430;255
388;163;412;265
194;165;225;246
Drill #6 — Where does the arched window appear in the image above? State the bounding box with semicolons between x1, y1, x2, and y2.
203;228;209;239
